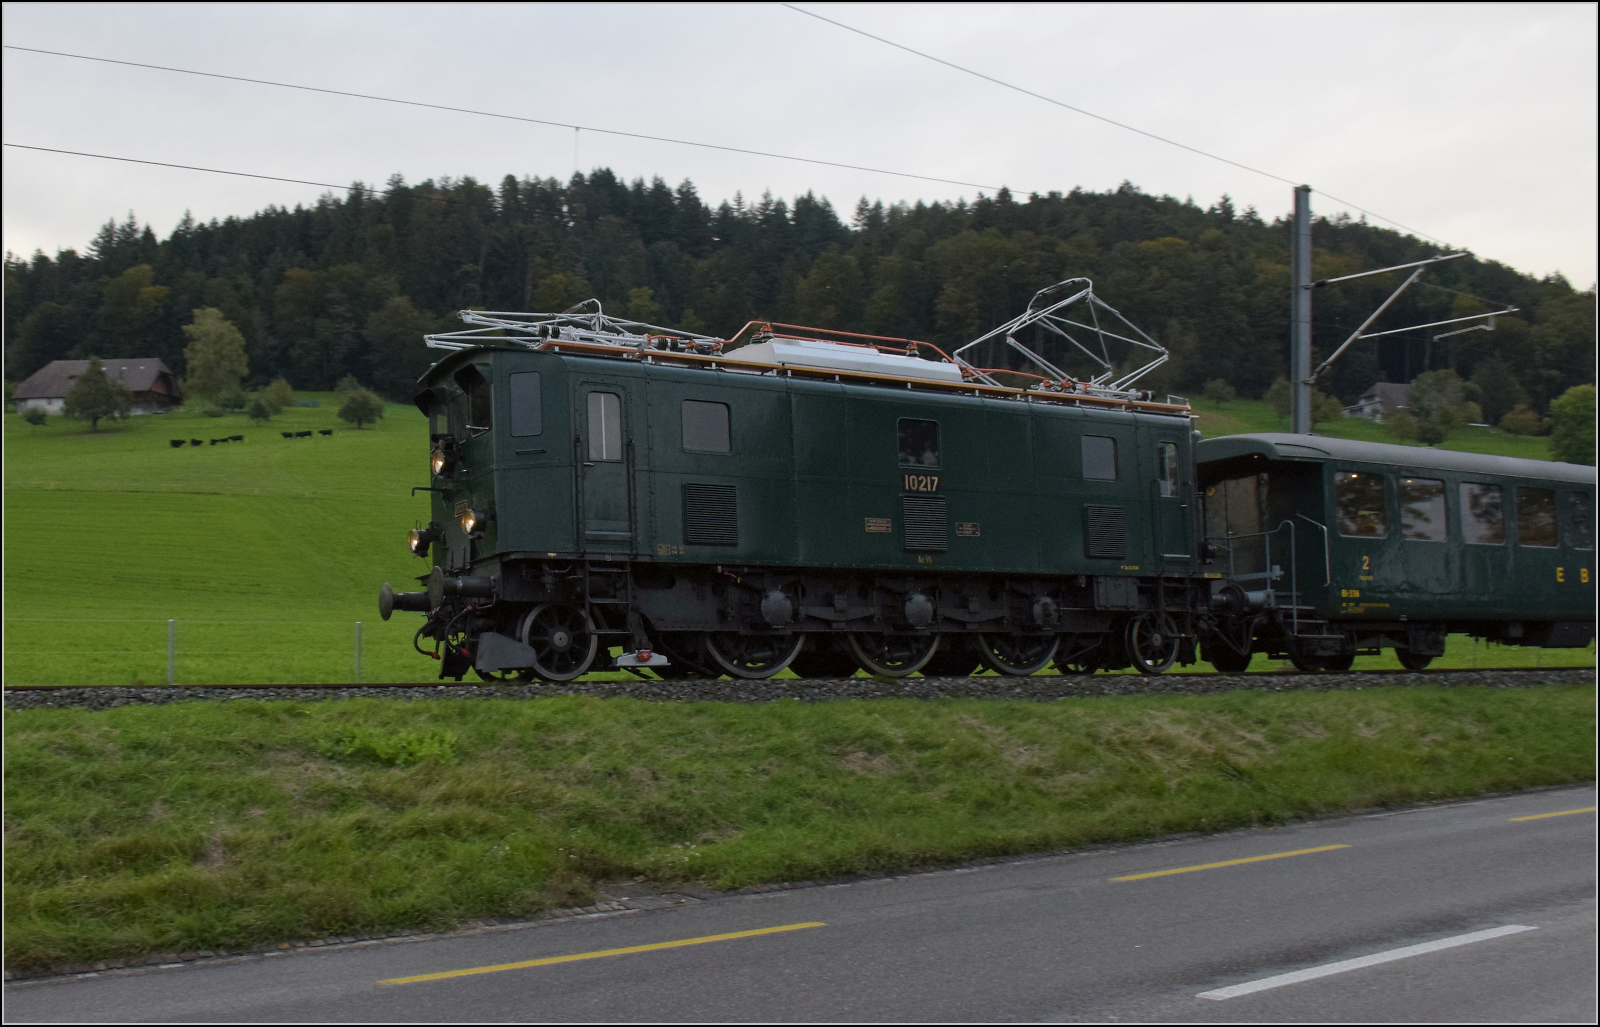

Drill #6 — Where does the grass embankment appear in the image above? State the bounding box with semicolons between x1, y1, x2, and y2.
1192;397;1556;460
4;402;1584;685
5;685;1594;972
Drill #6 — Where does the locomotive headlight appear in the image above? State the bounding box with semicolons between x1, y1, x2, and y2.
459;509;485;536
430;444;453;476
408;525;440;557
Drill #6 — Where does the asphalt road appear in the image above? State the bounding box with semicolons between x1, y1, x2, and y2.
8;785;1595;1023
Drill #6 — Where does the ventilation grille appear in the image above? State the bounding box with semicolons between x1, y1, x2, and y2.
683;483;738;546
902;496;948;552
1084;505;1127;559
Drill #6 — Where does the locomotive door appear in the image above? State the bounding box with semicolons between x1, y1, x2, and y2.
575;382;636;553
1149;436;1192;572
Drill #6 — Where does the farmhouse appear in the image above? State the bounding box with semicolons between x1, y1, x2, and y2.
12;358;183;415
1343;381;1409;422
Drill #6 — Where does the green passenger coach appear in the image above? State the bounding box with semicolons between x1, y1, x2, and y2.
1196;433;1596;671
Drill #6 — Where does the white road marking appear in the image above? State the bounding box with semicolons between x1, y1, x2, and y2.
1197;925;1538;1000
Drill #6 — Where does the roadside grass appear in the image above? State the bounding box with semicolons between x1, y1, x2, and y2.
4;685;1593;972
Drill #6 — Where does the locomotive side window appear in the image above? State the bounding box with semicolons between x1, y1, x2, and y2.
1157;442;1178;497
682;400;731;454
1334;471;1386;537
509;372;542;437
454;364;492;434
1398;477;1447;541
1460;483;1504;544
1082;435;1117;481
1516;487;1558;547
586;391;622;461
898;418;939;468
1570;492;1594;549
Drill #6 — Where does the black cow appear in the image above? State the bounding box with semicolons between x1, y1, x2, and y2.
210;439;219;445
231;435;244;442
296;430;312;438
190;439;203;446
318;429;333;436
281;432;294;439
170;439;185;448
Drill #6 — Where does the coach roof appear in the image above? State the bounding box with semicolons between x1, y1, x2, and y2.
1196;432;1596;485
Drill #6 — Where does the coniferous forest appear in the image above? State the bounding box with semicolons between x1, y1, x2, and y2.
4;171;1593;420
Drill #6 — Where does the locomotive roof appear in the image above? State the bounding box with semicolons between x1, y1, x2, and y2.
1196;432;1597;484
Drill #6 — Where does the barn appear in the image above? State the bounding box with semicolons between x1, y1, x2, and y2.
12;359;183;415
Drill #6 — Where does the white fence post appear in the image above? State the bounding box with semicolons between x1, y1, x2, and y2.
167;619;175;685
355;621;362;684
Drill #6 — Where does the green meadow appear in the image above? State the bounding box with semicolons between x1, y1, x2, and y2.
3;398;1586;685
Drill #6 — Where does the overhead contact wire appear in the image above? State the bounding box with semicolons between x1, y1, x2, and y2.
782;4;1444;243
2;44;1003;192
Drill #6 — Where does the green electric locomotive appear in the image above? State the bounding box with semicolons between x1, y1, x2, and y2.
381;283;1215;680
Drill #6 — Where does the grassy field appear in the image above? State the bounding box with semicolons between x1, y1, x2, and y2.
4;684;1593;972
3;399;1586;684
1191;397;1557;460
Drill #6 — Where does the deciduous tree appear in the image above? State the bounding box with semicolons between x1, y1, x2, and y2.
63;356;131;431
181;307;248;402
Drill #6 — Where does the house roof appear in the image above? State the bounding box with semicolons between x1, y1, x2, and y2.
13;359;178;400
1357;381;1411;412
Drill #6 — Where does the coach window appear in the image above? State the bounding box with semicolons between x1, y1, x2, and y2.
682;400;731;454
1459;483;1504;544
509;372;542;437
1082;435;1117;481
1570;492;1593;550
586;391;622;461
1516;487;1558;547
1398;477;1446;541
898;418;939;468
1334;471;1386;537
1157;442;1179;497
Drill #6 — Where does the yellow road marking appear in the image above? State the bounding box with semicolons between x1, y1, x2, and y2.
1510;806;1597;822
380;921;826;985
1111;844;1349;881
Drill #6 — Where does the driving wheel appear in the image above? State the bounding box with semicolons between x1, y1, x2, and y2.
847;632;940;677
1125;614;1180;675
1053;634;1104;675
517;604;598;682
975;633;1059;676
705;632;806;679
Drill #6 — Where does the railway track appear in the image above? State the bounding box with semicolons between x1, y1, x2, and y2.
4;667;1593;710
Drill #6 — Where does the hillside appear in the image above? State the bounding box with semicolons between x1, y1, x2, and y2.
5;400;1584;686
6;174;1594;425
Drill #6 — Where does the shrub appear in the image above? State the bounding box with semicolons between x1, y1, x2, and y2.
21;407;47;427
246;397;273;423
1548;384;1596;465
1499;405;1544;436
1202;378;1237;406
262;378;294;414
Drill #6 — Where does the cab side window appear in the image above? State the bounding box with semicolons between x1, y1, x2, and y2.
586;392;622;461
1460;483;1504;544
1570;492;1594;550
1335;471;1386;537
1398;477;1446;540
509;372;541;437
682;400;731;454
454;364;492;434
1082;435;1117;481
1516;487;1558;547
1157;442;1178;497
898;418;939;468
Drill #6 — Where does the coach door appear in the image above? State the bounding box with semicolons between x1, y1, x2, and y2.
575;382;636;553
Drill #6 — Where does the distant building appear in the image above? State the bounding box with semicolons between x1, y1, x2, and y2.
1344;381;1410;422
12;359;183;416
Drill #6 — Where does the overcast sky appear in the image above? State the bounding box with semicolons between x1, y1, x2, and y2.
3;3;1596;288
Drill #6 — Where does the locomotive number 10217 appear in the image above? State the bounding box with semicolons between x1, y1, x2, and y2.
903;474;941;493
